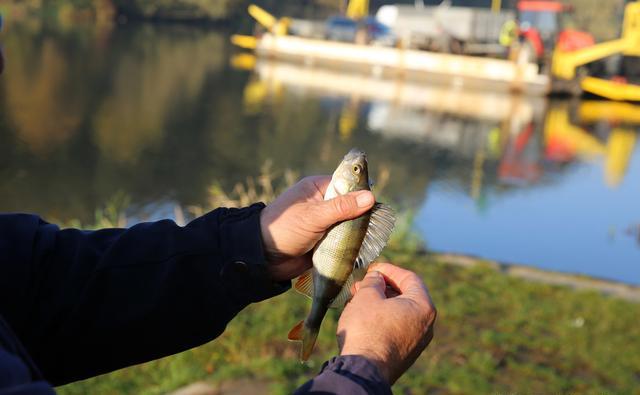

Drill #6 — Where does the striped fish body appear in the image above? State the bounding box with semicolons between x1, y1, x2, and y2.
306;213;371;330
288;148;395;362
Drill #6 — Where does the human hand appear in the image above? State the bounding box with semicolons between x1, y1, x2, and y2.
260;176;375;282
337;263;437;385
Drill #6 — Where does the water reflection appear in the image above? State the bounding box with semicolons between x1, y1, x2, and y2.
250;58;639;191
93;25;225;164
0;22;638;283
240;58;640;283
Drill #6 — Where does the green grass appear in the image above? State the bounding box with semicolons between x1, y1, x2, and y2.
57;242;640;395
56;177;640;394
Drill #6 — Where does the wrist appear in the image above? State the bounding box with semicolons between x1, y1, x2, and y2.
258;207;287;282
259;209;276;263
216;203;290;304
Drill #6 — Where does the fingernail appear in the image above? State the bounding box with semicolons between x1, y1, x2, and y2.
356;191;374;208
367;271;381;279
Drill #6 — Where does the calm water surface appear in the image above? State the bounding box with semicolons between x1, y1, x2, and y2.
1;22;638;284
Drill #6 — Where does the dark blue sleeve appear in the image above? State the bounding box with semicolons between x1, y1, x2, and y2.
0;205;289;386
295;356;393;395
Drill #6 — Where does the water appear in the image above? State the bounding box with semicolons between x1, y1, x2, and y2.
1;21;638;284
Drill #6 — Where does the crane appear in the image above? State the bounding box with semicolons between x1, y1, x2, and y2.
551;1;640;101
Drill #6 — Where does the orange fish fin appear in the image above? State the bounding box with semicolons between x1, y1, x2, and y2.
294;270;313;298
287;320;305;342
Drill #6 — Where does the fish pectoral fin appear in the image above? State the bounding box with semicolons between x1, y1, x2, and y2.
355;202;396;269
287;320;304;342
329;268;366;308
294;270;313;299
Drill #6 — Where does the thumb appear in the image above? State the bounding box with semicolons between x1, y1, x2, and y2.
309;191;375;230
354;271;386;301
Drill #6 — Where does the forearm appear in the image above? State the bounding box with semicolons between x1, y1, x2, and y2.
0;206;289;385
294;355;392;395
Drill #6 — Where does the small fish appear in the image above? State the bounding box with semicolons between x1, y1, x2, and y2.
287;148;396;361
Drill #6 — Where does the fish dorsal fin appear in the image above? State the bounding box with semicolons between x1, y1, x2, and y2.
355;202;396;269
294;270;313;299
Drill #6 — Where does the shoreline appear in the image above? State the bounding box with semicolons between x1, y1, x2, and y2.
430;251;640;302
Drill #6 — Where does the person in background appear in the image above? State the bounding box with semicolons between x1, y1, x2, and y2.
0;176;436;395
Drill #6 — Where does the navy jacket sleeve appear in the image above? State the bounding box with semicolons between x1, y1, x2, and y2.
294;355;393;395
0;205;289;386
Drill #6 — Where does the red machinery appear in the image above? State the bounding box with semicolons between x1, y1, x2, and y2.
517;1;595;62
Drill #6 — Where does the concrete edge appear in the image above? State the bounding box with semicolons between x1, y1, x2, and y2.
430;252;640;303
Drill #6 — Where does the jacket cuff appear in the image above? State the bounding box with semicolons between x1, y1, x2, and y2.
214;203;290;306
322;355;392;394
295;355;392;395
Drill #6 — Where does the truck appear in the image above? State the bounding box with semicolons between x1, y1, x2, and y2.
375;3;515;55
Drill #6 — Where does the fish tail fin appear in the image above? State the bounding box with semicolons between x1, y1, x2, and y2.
287;320;319;362
300;327;319;362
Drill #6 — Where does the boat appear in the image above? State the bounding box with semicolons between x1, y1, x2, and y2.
232;1;640;101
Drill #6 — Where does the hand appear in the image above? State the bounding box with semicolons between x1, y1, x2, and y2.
260;176;375;282
337;263;437;385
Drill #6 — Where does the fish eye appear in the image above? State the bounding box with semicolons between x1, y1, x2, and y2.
352;165;361;174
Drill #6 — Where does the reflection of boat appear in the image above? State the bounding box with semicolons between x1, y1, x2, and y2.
241;54;640;190
245;57;544;152
253;59;544;125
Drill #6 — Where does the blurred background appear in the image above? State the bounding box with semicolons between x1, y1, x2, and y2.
1;0;639;394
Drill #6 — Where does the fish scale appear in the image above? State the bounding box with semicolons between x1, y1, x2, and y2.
314;216;370;281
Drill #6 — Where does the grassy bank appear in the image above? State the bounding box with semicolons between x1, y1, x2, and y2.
57;241;640;395
55;173;640;394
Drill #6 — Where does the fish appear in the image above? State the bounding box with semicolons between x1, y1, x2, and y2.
287;148;396;361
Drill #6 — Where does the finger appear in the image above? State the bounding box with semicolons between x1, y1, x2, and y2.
369;263;431;302
307;191;375;230
351;280;359;294
279;176;331;204
306;175;332;196
352;270;386;301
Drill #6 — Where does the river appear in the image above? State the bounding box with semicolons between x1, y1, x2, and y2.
1;21;638;284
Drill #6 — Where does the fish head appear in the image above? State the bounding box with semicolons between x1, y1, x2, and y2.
331;148;370;195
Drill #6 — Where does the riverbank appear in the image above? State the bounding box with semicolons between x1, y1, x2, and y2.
0;1;625;40
431;252;640;302
57;243;640;395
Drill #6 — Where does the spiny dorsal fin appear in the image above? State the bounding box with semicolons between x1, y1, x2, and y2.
355;202;396;269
